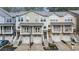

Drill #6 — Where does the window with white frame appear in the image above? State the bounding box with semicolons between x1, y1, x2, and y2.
65;19;72;22
21;17;23;22
7;18;12;22
34;27;41;32
54;25;61;31
18;17;20;22
65;25;72;32
41;18;46;22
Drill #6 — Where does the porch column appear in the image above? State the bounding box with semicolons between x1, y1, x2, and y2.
0;26;1;34
61;25;63;41
2;26;4;34
11;26;13;34
72;26;73;33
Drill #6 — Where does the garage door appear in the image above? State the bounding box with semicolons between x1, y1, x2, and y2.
33;35;42;44
63;34;71;41
22;35;30;44
52;34;61;42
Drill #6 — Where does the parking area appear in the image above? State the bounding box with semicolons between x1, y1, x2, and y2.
1;40;79;51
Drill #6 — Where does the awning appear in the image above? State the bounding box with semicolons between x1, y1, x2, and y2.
51;22;74;25
0;23;15;26
20;23;44;26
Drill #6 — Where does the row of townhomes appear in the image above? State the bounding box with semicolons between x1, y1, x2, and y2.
1;8;79;46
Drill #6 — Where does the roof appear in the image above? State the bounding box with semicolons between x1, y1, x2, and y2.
9;11;53;17
9;10;77;17
0;8;11;17
54;11;76;17
69;10;79;16
54;12;67;17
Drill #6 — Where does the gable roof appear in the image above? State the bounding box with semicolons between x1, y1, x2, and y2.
9;10;54;17
9;10;77;17
69;10;79;16
54;11;76;17
0;8;11;17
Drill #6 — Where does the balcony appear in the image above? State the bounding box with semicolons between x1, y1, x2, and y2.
3;30;12;34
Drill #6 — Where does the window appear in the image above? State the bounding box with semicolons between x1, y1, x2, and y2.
41;18;46;22
18;17;20;22
41;19;43;22
38;27;40;32
65;25;72;32
44;19;46;22
18;26;20;29
26;19;29;22
65;19;72;21
21;17;23;21
27;27;29;32
54;25;60;31
44;26;46;29
7;18;12;22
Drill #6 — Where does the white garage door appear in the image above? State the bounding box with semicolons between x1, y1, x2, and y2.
22;35;30;44
52;34;61;42
33;35;42;44
63;34;71;41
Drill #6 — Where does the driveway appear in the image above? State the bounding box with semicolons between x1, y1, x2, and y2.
15;44;30;51
55;42;71;51
31;44;44;51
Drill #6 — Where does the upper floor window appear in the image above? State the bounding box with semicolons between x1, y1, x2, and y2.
44;26;46;29
44;19;46;22
26;19;29;22
41;18;46;22
7;18;12;22
18;17;20;22
65;19;72;22
18;26;20;29
41;19;43;22
21;17;23;22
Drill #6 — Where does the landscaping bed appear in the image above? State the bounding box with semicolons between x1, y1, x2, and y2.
43;43;58;50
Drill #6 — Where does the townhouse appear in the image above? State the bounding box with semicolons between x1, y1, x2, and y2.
69;10;79;35
48;12;76;42
14;11;50;44
0;8;15;42
13;10;77;44
0;8;77;44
